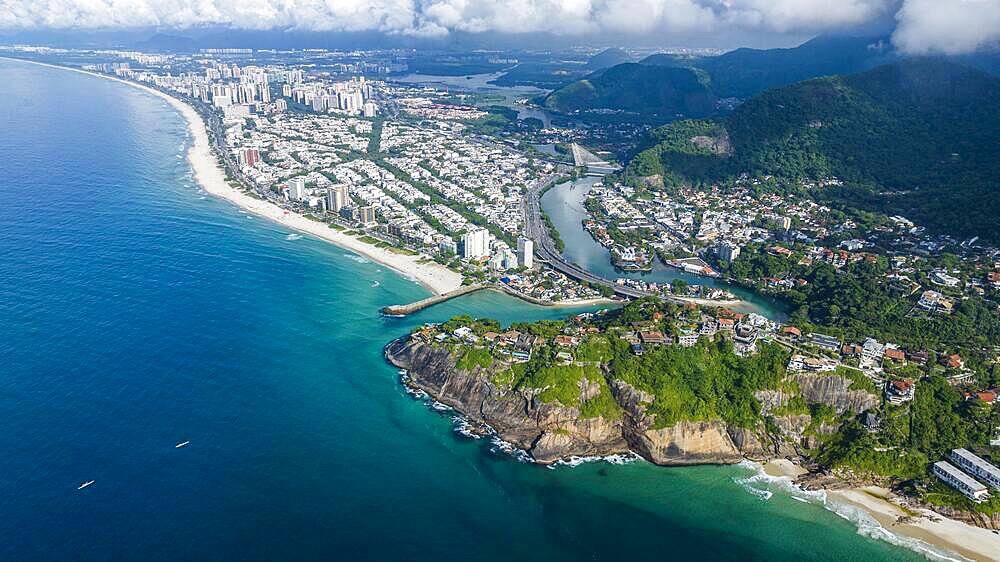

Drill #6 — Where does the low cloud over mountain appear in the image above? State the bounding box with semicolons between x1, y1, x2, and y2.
1;0;997;54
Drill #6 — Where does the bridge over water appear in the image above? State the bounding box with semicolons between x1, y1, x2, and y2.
569;143;621;176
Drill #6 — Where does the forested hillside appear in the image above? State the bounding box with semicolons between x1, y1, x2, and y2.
623;59;1000;242
542;63;715;117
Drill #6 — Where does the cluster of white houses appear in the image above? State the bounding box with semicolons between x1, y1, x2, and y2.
933;448;1000;502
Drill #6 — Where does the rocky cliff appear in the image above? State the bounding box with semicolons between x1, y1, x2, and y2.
385;339;871;465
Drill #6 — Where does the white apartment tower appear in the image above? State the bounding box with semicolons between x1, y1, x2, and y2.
461;228;490;260
288;177;307;201
517;237;534;269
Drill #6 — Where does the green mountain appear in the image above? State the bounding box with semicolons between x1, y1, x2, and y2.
668;35;893;98
586;47;631;70
542;63;715;117
625;59;1000;242
544;35;892;116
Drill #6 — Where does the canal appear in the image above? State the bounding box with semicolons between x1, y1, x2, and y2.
540;176;789;320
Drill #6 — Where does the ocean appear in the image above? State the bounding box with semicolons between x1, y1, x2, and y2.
0;58;929;561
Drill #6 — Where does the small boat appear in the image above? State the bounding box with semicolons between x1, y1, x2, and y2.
78;480;95;490
175;441;190;448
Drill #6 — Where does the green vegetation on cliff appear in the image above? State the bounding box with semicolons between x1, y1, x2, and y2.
610;338;788;428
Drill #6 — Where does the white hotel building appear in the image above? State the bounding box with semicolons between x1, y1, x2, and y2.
933;461;990;502
949;448;1000;491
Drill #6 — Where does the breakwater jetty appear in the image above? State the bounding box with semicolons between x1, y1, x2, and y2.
381;283;489;316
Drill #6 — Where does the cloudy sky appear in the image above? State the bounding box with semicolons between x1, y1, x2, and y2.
1;0;998;54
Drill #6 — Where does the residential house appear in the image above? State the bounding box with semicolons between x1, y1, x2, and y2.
886;379;915;404
781;326;802;340
639;331;668;346
733;323;758;357
809;333;841;351
918;290;954;314
676;331;699;348
860;338;885;370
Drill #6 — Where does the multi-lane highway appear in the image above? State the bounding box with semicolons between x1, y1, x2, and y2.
523;179;649;300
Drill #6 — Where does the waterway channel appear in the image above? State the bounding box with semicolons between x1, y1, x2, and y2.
540;176;789;320
391;72;555;126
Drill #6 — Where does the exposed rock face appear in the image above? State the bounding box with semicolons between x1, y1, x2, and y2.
630;421;743;465
387;340;881;466
933;506;1000;530
792;374;878;414
386;339;627;463
387;339;787;465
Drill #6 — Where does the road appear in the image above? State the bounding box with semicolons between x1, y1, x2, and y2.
523;179;649;300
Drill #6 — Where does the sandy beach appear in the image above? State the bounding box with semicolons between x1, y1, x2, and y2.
762;459;1000;562
6;57;463;296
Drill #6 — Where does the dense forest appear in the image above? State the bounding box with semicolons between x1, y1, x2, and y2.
623;59;1000;242
542;63;715;117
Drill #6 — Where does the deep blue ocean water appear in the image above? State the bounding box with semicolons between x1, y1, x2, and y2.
0;59;927;561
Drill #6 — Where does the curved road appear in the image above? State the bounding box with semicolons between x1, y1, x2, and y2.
524;180;649;300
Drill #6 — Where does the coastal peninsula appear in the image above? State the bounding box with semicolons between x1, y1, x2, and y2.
387;297;1000;561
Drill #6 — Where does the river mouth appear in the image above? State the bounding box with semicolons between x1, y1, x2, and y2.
540;176;789;320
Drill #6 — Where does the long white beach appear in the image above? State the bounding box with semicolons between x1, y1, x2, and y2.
4;57;463;296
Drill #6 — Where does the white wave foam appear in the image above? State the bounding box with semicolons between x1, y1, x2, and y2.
823;499;967;562
733;461;968;562
343;254;369;264
734;460;826;504
452;416;483;439
550;452;641;469
431;401;452;412
488;435;532;463
285;233;303;241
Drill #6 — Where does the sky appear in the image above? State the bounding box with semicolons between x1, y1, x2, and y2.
1;0;998;55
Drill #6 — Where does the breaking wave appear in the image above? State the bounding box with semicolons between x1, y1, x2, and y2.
733;461;968;562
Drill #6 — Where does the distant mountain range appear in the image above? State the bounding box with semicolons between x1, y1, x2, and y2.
623;58;1000;242
542;63;715;117
543;35;1000;114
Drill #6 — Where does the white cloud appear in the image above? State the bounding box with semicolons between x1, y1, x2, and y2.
0;0;996;55
892;0;1000;55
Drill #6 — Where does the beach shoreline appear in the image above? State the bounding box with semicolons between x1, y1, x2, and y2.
2;57;464;296
762;459;1000;562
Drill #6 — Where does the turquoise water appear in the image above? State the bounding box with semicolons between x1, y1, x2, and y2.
541;176;790;319
0;59;924;561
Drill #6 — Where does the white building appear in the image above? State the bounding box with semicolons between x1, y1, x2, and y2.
949;448;1000;491
517;237;534;269
930;269;960;288
461;228;490;260
288;177;307;201
718;241;741;263
933;461;990;502
859;338;884;370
